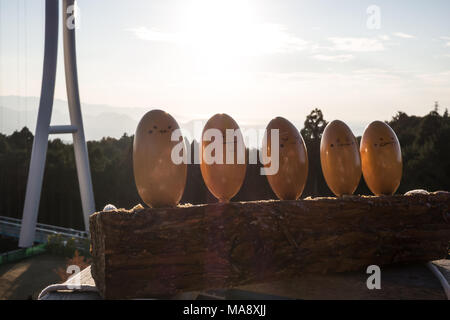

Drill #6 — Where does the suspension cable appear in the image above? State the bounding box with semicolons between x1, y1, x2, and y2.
0;0;3;133
24;0;28;129
17;0;20;129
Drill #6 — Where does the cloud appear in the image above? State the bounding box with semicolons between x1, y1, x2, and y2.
327;37;385;52
127;24;308;56
392;32;416;39
351;68;402;81
440;36;450;47
416;71;450;85
378;35;390;41
259;68;404;83
257;24;309;54
312;54;354;62
433;53;450;59
128;27;180;43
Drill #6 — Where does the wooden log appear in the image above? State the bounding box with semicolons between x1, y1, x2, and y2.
90;192;450;299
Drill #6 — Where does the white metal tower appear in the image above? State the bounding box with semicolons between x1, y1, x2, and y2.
19;0;95;247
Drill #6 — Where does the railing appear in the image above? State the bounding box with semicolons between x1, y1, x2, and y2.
0;244;47;265
0;215;88;244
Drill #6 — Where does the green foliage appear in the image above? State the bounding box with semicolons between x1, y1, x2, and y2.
301;108;330;196
0;130;140;230
301;108;328;142
46;234;90;258
388;105;450;193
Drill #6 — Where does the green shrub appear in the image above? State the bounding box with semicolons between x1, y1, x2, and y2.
46;233;90;258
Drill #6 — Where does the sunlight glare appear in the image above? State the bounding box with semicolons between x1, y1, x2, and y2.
176;0;299;63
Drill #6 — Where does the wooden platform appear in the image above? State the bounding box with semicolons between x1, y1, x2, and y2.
89;193;450;298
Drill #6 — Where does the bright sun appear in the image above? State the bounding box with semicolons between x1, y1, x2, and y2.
175;0;299;62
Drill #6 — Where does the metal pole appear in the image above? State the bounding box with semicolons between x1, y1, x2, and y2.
62;0;96;231
19;0;59;248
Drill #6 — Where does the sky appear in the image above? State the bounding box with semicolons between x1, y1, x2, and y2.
1;0;450;136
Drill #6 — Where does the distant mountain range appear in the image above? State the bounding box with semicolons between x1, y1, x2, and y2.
0;95;367;146
0;96;153;141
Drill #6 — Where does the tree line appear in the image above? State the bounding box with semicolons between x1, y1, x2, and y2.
0;106;448;230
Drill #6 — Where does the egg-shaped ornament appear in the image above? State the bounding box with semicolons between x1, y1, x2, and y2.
360;121;402;196
200;114;247;203
262;117;308;200
133;110;187;208
320;120;361;196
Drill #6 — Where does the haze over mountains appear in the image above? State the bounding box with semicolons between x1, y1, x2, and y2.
0;95;150;141
0;95;368;146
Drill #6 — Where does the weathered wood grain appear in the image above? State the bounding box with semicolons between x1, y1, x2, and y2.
90;192;450;299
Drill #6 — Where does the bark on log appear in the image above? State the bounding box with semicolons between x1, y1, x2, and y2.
90;192;450;299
